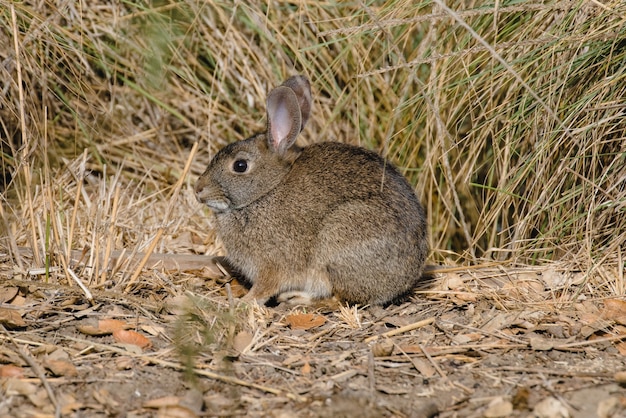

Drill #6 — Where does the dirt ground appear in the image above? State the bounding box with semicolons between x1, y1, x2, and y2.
1;253;626;418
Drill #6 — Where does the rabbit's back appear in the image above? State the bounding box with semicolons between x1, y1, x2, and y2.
217;141;428;305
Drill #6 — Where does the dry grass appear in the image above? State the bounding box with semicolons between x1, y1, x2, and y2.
1;0;625;321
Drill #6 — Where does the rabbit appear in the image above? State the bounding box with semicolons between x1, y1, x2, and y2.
194;75;428;306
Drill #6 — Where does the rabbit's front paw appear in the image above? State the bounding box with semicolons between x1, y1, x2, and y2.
276;291;314;306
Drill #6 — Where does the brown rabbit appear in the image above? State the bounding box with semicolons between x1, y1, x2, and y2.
195;75;428;306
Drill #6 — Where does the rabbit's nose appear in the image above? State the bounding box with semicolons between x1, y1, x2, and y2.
194;178;209;201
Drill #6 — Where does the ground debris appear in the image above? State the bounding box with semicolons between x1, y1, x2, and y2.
1;264;625;417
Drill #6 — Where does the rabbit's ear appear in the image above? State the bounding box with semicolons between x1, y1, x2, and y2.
281;76;311;130
266;86;302;154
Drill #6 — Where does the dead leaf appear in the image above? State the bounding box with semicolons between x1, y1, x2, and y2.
144;395;183;408
140;323;165;336
601;299;626;325
301;360;311;375
78;324;110;336
232;331;253;353
481;313;513;333
113;330;152;349
542;268;568;289
409;357;436;378
59;393;82;415
0;307;26;328
43;359;78;377
530;336;554;351
99;319;128;333
542;268;585;290
0;286;19;303
8;293;26;307
286;313;326;330
452;333;483;344
2;378;38;396
444;273;466;290
0;365;25;378
371;339;394;357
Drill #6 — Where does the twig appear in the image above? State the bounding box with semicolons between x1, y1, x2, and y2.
367;349;376;392
66;267;94;304
364;317;435;343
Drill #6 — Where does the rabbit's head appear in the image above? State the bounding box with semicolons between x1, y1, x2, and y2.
195;76;312;212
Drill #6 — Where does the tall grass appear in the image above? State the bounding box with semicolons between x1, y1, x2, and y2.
1;0;624;276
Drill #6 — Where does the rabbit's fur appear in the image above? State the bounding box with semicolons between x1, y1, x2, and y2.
195;76;428;306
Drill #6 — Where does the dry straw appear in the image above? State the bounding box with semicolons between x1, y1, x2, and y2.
0;0;624;290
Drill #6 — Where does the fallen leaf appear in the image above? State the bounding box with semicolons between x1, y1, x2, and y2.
0;286;19;303
43;359;78;377
99;319;128;333
115;357;134;370
8;293;26;307
0;365;25;378
409;357;436;378
443;273;466;290
59;393;82;415
0;307;26;328
542;268;568;289
530;336;554;351
481;313;513;333
140;323;165;336
371;339;394;357
232;331;253;353
286;313;326;330
112;330;152;349
2;378;38;396
77;324;110;336
144;395;183;408
301;360;311;375
601;299;626;325
452;332;483;344
48;348;71;361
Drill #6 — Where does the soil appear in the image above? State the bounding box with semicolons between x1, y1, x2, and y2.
1;255;625;418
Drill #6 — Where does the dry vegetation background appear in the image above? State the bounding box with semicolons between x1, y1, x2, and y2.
1;0;625;269
1;0;626;416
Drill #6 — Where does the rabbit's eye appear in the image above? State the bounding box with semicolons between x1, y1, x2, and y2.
233;159;248;173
